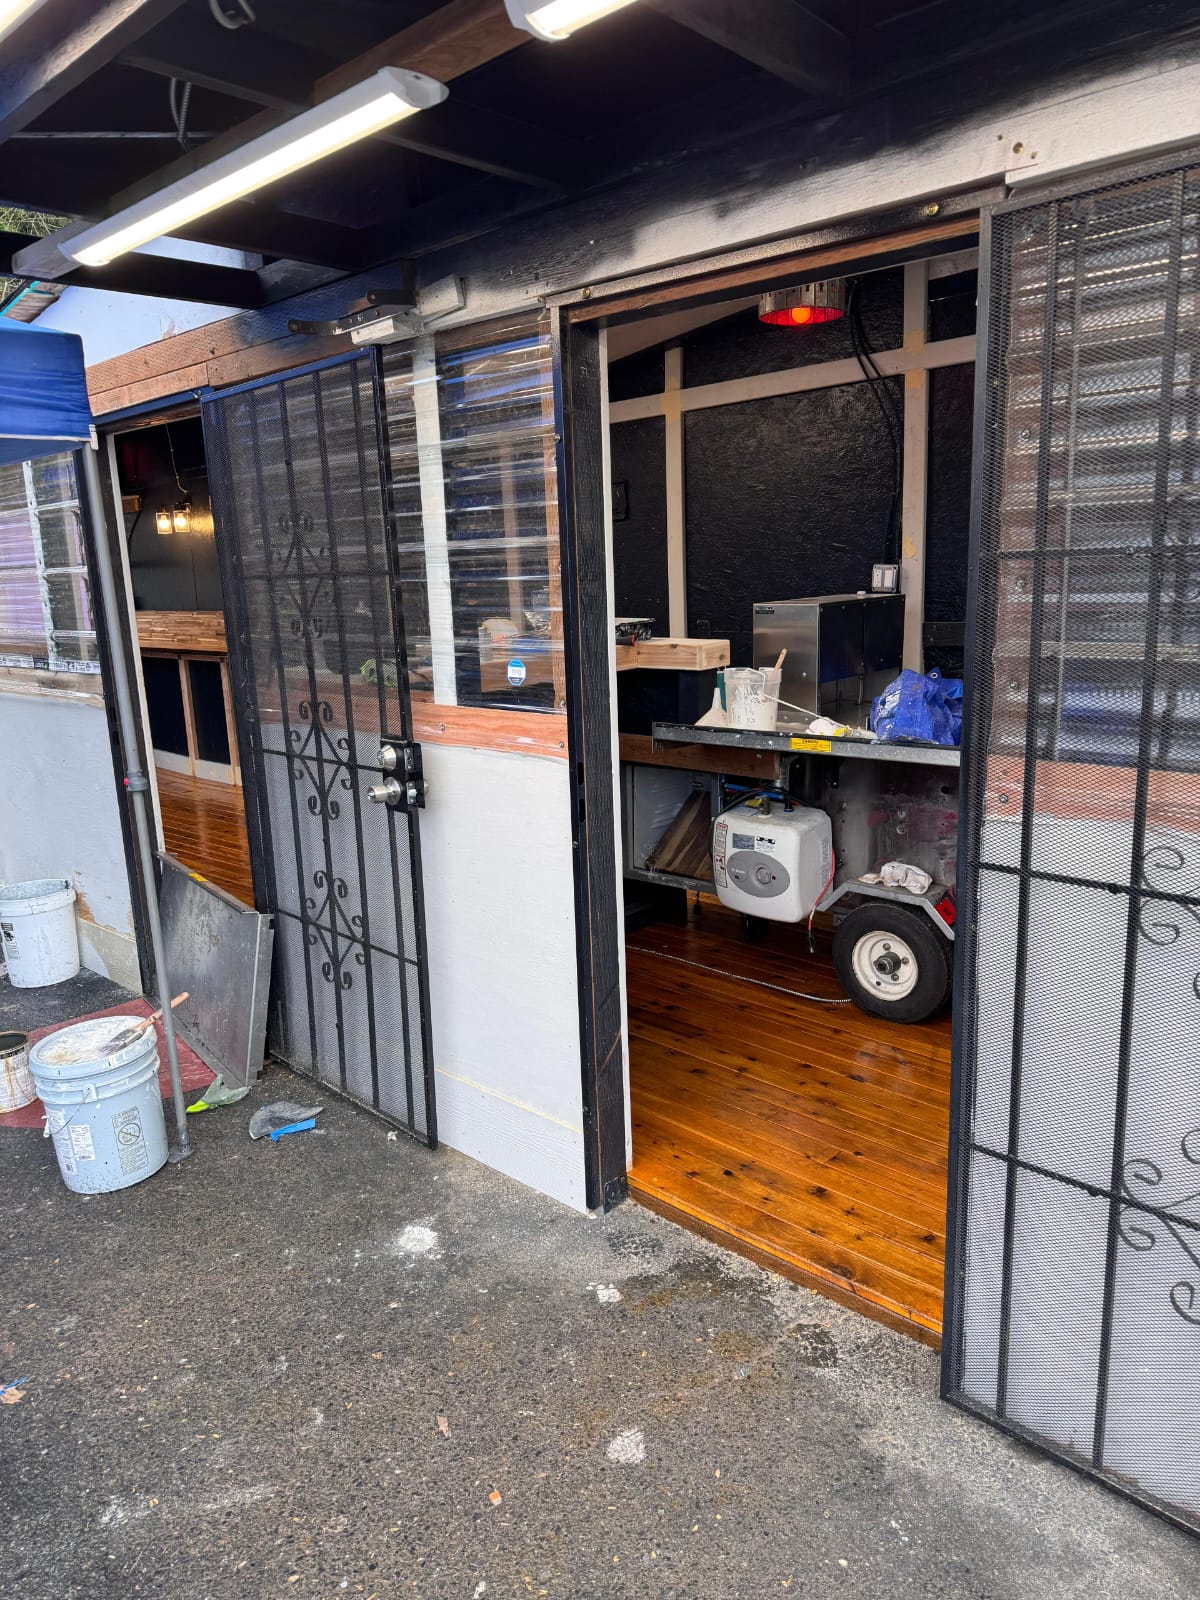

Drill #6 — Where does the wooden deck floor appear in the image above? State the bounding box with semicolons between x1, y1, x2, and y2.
156;768;254;907
626;902;951;1345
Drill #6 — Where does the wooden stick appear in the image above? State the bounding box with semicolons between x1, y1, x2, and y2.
774;648;788;672
134;992;189;1035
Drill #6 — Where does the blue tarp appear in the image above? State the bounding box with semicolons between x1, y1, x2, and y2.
0;320;92;467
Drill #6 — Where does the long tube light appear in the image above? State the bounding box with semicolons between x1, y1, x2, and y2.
504;0;639;41
0;0;48;47
65;66;448;268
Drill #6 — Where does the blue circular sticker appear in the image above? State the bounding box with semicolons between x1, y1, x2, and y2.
506;657;527;687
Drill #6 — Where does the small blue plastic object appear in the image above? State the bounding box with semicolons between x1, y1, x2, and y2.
269;1118;317;1142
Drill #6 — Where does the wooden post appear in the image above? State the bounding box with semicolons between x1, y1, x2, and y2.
901;259;930;672
412;335;458;705
663;345;687;636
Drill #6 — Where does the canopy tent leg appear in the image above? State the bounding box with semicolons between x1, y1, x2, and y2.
78;442;191;1163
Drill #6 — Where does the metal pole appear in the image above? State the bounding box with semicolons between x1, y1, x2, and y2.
78;442;191;1161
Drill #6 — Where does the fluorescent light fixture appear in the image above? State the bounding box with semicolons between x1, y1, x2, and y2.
0;0;48;47
65;66;448;268
504;0;639;41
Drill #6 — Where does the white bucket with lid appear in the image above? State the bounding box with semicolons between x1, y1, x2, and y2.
0;1031;36;1113
725;667;782;732
29;1016;167;1194
0;879;80;988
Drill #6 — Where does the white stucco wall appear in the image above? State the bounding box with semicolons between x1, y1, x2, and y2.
417;743;586;1211
0;681;139;988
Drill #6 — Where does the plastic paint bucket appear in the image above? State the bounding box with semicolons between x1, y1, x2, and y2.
0;879;80;988
725;667;782;732
0;1031;36;1113
29;1016;168;1194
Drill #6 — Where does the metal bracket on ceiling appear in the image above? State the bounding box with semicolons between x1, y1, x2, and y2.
287;273;466;346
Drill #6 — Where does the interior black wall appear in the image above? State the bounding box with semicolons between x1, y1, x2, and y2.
608;266;977;671
685;380;902;663
610;415;668;625
117;418;221;612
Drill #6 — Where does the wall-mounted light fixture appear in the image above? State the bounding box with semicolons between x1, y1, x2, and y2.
172;504;191;535
63;66;448;268
155;508;173;536
504;0;638;41
0;0;49;48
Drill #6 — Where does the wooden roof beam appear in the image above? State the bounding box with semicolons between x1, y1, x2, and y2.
125;7;575;191
13;0;542;281
3;149;371;271
0;229;265;309
647;0;850;101
0;0;186;142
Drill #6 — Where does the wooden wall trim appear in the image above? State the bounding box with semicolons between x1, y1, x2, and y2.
136;609;227;654
413;702;569;759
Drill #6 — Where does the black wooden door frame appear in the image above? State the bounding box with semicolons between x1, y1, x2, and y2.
941;139;1200;1538
549;207;995;1215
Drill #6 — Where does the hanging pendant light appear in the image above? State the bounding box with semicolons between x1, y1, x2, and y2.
759;280;846;327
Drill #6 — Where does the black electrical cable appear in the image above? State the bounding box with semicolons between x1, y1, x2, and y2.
846;278;903;564
847;281;902;560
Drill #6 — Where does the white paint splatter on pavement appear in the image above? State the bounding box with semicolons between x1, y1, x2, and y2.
392;1223;441;1259
606;1428;646;1465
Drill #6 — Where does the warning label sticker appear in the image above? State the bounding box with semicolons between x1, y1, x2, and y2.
113;1106;148;1175
789;737;833;754
70;1123;96;1162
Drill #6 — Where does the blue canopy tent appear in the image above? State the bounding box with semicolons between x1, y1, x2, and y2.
0;320;93;465
0;319;190;1156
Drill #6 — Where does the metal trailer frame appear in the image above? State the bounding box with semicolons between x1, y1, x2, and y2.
628;719;961;940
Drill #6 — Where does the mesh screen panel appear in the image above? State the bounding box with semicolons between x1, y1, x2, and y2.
203;354;434;1145
946;159;1200;1531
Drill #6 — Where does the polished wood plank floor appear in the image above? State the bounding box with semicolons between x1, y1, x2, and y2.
156;767;254;906
626;901;951;1345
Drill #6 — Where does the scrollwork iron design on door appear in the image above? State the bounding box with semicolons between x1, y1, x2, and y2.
1121;1131;1200;1328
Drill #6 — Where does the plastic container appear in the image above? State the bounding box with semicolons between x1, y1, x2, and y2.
725;667;782;732
0;1031;36;1113
0;879;80;988
29;1016;168;1194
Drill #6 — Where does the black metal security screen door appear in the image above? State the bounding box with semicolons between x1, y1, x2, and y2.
202;352;435;1144
944;153;1200;1529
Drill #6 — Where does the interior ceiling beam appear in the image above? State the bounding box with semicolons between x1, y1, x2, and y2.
0;230;265;310
646;0;850;100
0;0;186;143
125;11;576;191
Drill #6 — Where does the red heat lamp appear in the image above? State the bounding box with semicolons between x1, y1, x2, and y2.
759;280;845;328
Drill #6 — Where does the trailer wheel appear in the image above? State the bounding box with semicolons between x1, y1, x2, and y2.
832;904;952;1023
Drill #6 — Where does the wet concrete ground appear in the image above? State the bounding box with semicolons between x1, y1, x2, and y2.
1;1050;1198;1599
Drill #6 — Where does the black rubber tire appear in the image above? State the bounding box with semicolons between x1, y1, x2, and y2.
831;903;952;1023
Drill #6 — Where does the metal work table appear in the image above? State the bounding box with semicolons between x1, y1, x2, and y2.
650;720;962;769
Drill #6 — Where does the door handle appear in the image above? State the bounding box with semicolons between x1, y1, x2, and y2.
367;777;406;807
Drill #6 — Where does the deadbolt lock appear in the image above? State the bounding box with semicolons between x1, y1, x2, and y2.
369;738;425;810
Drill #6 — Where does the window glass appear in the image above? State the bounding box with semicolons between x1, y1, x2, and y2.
0;452;98;672
382;314;563;713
